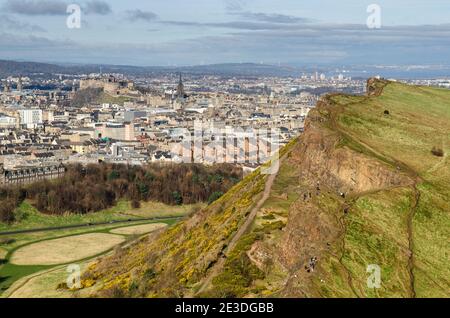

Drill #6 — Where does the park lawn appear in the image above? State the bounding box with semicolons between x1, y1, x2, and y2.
4;220;177;298
0;263;51;295
110;223;167;235
0;200;197;232
11;233;126;266
0;218;179;253
0;218;178;294
4;261;95;298
0;201;133;232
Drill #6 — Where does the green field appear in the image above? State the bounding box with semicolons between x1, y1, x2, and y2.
0;200;201;232
0;218;180;296
0;200;195;297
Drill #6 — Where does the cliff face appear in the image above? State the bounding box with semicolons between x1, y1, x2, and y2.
294;103;412;194
82;79;450;298
262;86;416;297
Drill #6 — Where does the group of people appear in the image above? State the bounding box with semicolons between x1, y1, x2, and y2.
305;257;318;273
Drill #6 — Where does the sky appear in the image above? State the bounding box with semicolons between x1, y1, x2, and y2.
0;0;450;66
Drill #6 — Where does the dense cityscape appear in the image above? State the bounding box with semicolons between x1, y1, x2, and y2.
2;67;449;184
0;68;366;183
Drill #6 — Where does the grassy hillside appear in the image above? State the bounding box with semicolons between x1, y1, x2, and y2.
77;79;449;298
331;81;450;297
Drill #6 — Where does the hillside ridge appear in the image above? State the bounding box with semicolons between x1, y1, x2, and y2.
79;79;449;298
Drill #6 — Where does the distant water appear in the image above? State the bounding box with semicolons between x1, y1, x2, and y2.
343;68;450;80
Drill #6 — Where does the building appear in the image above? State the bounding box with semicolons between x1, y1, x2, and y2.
2;81;10;93
17;77;23;92
176;73;185;99
79;76;134;95
124;110;147;122
46;110;69;123
172;74;188;109
18;109;43;128
69;139;100;154
0;163;66;186
96;122;136;141
0;113;17;128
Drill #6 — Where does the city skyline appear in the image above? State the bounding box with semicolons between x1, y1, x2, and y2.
1;0;450;66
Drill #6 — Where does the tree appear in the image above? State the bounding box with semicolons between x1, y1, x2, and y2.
0;199;16;223
36;192;48;211
172;191;183;205
0;162;242;217
108;170;120;181
137;183;149;199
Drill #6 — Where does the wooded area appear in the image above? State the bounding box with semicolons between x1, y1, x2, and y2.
0;163;242;222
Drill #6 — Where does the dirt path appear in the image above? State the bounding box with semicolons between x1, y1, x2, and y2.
195;169;279;296
226;172;278;254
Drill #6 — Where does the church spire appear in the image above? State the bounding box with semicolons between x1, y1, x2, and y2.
176;73;185;98
17;76;23;92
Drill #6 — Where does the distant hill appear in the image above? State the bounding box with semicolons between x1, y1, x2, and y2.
176;63;300;77
0;60;302;78
0;60;146;77
0;60;65;76
80;79;450;298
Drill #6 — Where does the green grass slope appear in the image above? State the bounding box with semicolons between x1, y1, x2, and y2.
332;81;450;297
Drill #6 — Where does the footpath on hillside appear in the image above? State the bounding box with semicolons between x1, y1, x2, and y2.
195;160;281;296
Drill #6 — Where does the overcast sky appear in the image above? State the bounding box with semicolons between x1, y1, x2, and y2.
1;0;449;66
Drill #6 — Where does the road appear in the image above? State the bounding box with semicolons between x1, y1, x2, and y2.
0;216;182;236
